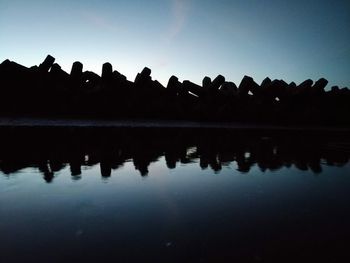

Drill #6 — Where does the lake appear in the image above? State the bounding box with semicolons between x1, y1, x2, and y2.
0;128;349;262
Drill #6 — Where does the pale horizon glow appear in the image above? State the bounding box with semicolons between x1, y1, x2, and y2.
1;0;349;88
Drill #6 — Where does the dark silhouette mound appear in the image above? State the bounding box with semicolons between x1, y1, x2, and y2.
0;55;349;125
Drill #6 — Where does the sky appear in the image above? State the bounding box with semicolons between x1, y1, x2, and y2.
1;0;349;88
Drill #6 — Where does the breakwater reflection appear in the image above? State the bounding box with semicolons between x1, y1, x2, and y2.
1;128;350;262
1;128;349;182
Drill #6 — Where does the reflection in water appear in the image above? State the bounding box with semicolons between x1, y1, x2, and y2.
0;128;349;182
1;128;350;262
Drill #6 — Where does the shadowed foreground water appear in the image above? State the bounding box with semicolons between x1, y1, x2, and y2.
0;128;349;262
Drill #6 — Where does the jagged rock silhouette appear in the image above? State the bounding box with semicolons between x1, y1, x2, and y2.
0;55;349;125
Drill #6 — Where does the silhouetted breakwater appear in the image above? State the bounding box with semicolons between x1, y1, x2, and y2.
0;128;349;182
1;55;349;125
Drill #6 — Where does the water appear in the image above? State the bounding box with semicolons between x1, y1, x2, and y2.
0;128;349;262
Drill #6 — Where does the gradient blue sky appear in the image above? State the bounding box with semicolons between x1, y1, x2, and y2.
1;0;349;88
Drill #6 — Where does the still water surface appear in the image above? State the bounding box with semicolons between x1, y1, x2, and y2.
0;128;349;262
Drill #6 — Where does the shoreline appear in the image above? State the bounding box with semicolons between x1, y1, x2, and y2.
0;117;349;133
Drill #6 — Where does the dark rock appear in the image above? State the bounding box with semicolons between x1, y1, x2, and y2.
141;67;151;77
112;70;127;82
340;87;349;94
110;70;129;92
202;76;211;89
0;59;10;68
0;60;32;92
238;75;259;96
83;71;100;82
183;80;202;97
260;77;271;89
297;79;313;90
50;63;69;82
101;63;114;92
279;79;289;88
69;62;84;90
51;63;68;77
288;82;297;89
70;61;83;78
82;71;101;91
152;80;165;91
135;67;152;88
331;86;339;92
0;60;29;73
312;78;328;92
38;55;55;72
219;81;238;96
166;75;179;96
209;75;225;91
286;82;297;96
50;63;61;73
102;62;113;80
265;79;288;98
